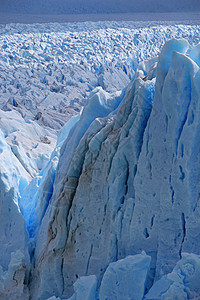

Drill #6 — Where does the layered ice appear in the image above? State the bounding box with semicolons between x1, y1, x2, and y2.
28;38;200;299
0;128;30;196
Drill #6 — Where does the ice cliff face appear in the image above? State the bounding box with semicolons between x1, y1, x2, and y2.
1;38;200;299
26;38;200;299
125;39;200;285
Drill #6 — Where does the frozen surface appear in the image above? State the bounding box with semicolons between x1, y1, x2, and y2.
1;21;200;133
0;250;29;300
0;109;56;178
1;20;200;300
0;21;200;180
68;275;97;300
0;130;30;299
129;38;200;286
145;253;200;299
0;128;30;195
43;253;200;300
20;110;81;239
99;253;151;300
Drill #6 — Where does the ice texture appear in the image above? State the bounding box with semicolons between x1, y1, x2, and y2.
0;110;56;178
20;110;81;239
190;43;200;67
145;253;200;299
43;253;200;300
0;22;200;132
99;253;151;300
129;38;200;286
68;275;97;300
0;250;29;300
0;130;30;299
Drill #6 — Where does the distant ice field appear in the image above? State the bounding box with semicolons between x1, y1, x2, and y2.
0;20;200;177
1;20;200;129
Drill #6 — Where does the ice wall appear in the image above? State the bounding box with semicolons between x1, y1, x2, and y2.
29;39;200;299
31;54;155;299
128;38;200;286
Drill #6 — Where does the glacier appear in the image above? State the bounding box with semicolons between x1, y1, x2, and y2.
0;31;200;299
15;38;199;299
1;20;200;187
